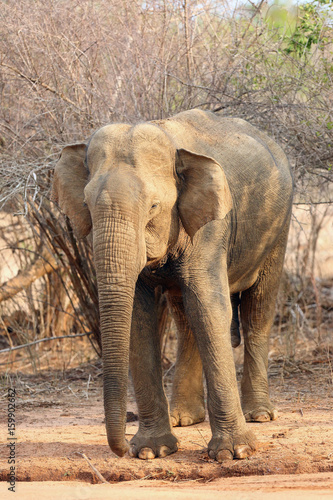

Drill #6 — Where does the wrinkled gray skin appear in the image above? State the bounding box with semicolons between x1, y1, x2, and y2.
52;110;293;462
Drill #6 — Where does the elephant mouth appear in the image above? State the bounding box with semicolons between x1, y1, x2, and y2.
146;255;169;269
145;238;169;267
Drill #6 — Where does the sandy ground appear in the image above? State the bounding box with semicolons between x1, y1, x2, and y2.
1;356;332;498
2;473;333;500
0;205;332;498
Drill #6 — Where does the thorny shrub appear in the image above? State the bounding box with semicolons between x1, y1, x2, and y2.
0;0;332;372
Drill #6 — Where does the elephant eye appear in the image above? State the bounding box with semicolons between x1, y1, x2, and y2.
150;201;160;210
149;201;161;219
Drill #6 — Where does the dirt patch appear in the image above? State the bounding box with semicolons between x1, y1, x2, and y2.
1;359;332;488
4;474;333;500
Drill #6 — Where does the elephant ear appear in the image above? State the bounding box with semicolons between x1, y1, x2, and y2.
176;149;233;240
52;144;92;238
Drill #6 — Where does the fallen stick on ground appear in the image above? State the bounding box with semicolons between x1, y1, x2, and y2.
75;452;109;484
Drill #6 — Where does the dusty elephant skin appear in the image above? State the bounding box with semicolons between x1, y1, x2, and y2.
52;109;293;463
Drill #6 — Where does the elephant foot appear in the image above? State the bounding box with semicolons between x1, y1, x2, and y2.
243;399;278;422
129;431;178;460
208;427;257;462
170;400;205;427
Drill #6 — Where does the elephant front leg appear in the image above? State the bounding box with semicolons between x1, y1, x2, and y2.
240;234;288;423
129;280;178;459
231;292;241;348
181;266;256;462
167;288;205;427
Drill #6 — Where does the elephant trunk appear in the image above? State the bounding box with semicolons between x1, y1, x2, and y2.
93;210;144;457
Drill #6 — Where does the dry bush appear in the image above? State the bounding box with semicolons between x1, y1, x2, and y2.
274;204;333;361
0;0;332;371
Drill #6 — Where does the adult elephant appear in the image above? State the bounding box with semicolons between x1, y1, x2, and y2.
52;109;293;462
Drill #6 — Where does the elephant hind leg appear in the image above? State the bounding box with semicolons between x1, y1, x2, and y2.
240;228;289;423
166;288;206;427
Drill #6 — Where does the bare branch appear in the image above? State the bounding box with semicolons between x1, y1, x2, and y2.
0;248;58;304
0;332;92;354
1;62;80;109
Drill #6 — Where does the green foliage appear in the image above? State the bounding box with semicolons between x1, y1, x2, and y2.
284;0;333;57
265;1;298;35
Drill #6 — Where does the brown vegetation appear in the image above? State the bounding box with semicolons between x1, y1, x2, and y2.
0;0;332;371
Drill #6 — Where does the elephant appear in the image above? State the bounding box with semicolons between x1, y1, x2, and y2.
52;109;293;462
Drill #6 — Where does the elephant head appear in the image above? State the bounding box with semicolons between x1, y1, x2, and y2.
52;121;232;457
